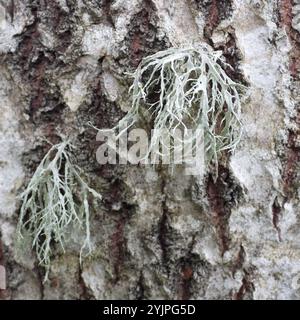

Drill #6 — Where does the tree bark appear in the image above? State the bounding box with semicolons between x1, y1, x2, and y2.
0;0;299;300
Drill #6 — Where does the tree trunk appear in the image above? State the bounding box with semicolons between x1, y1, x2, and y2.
0;0;299;300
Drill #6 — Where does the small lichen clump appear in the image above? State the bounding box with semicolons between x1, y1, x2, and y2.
17;141;102;281
108;46;245;172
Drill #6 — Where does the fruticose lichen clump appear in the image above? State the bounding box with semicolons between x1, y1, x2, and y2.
109;46;246;173
17;141;102;281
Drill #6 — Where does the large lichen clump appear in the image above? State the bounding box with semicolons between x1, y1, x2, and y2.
113;46;245;172
17;141;102;281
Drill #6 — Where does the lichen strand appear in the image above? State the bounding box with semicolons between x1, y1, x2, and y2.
17;141;102;281
107;46;245;174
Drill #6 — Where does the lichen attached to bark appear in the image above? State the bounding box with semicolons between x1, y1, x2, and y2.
17;141;102;281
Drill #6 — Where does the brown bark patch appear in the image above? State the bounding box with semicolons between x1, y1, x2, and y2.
215;28;246;84
110;215;127;283
207;169;231;255
233;269;255;300
206;166;243;256
195;0;233;39
158;208;169;265
136;272;146;300
282;129;300;199
272;197;283;241
231;245;246;277
279;0;300;77
157;174;170;268
179;264;194;300
124;1;170;67
0;240;9;299
277;1;300;204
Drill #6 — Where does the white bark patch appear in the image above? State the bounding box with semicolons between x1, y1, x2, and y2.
204;269;242;299
253;243;300;299
60;71;89;112
0;2;33;53
82;24;115;57
0;70;24;218
0;265;6;290
82;1;143;58
230;149;280;205
56;0;70;13
101;72;121;102
81;262;107;300
228;1;300;299
112;0;143;40
38;23;56;49
0;221;15;247
152;0;201;46
59;57;99;112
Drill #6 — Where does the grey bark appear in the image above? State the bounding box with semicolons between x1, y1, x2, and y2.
0;0;299;300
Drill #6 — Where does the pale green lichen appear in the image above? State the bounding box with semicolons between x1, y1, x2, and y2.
105;46;246;174
17;141;102;281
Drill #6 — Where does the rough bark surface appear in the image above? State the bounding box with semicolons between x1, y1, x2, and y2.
0;0;299;300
